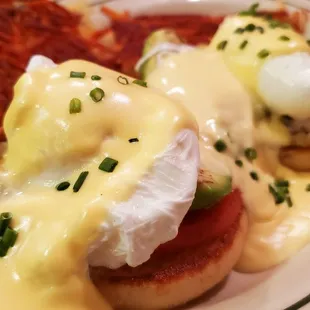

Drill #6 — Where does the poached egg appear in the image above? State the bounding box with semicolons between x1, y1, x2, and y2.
138;12;310;272
0;56;199;309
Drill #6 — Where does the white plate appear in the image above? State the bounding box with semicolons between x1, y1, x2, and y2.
68;0;310;309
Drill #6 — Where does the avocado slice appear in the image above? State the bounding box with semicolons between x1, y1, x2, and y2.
139;28;184;80
191;169;232;210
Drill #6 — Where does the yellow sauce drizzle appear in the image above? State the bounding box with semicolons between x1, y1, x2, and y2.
0;60;197;308
146;15;310;272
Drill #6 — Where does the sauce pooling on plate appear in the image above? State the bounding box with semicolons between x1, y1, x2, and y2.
0;59;197;309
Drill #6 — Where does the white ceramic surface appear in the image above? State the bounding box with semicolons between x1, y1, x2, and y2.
83;0;310;309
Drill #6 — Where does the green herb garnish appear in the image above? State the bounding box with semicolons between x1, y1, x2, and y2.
69;98;82;114
73;171;89;193
70;71;86;78
235;28;245;34
129;138;139;143
275;179;290;198
117;76;129;85
244;147;257;161
217;40;228;51
257;49;270;59
2;227;18;248
133;79;147;87
306;184;310;192
275;179;290;188
269;184;285;204
240;40;248;50
269;20;290;29
0;213;18;258
286;196;293;208
214;139;227;152
90;87;105;103
235;159;243;167
0;213;12;236
250;171;259;181
0;238;8;258
239;3;259;16
244;23;256;32
278;186;289;196
269;20;281;28
99;157;119;173
56;181;70;191
279;35;290;41
91;75;101;80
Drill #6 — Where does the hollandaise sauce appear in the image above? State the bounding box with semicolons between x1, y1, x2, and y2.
0;60;197;309
145;13;310;272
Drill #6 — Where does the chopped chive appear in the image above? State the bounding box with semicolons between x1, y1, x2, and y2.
269;20;281;29
91;75;101;80
257;49;270;59
69;98;82;114
0;213;12;236
235;159;243;167
90;87;105;103
239;11;251;16
244;23;256;32
251;2;259;10
240;40;248;50
70;71;86;78
235;27;244;34
0;214;18;258
256;26;264;34
239;3;259;16
269;20;290;29
129;138;139;143
280;114;294;126
2;227;18;248
56;181;70;191
279;35;290;41
286;196;293;208
217;40;228;51
307;40;310;46
275;179;289;187
0;238;8;258
278;186;289;195
117;76;129;85
99;157;119;173
133;79;147;87
214;139;227;152
269;184;285;204
250;171;259;181
244;147;257;161
306;184;310;192
73;171;89;193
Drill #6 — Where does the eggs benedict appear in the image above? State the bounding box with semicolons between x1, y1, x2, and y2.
209;12;310;172
0;55;202;309
0;54;248;310
134;3;310;277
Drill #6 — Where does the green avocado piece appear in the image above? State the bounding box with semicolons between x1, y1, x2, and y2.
191;169;232;210
139;28;184;80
